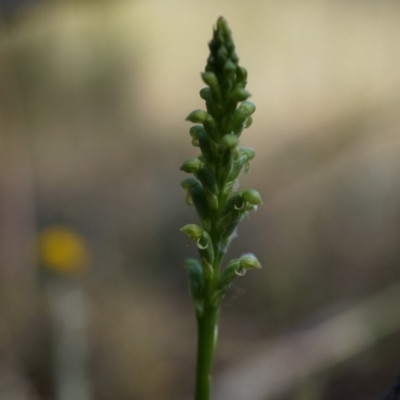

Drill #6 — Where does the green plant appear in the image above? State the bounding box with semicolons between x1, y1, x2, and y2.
180;17;262;400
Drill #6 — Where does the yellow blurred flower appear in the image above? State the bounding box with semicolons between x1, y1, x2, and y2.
38;226;90;274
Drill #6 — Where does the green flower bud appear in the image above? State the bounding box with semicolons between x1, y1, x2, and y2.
191;138;200;147
181;228;214;277
186;109;208;123
202;71;219;87
240;147;255;161
231;88;251;102
217;254;261;292
236;66;248;83
181;178;210;220
217;46;228;60
231;101;256;135
217;259;241;291
196;165;217;193
191;169;218;211
204;189;218;210
221;134;239;150
221;178;237;197
230;50;239;63
184;258;205;309
217;135;238;183
190;183;210;221
239;253;262;269
222;192;245;216
200;87;211;101
196;230;214;274
219;164;234;190
181;177;199;190
239;101;256;115
189;125;203;146
180;224;203;240
217;199;243;242
217;190;260;243
224;190;260;213
197;129;215;164
221;220;241;245
212;254;262;305
180;158;203;173
226;147;255;178
202;72;222;105
242;189;263;206
181;177;197;205
180;224;214;275
203;114;217;139
224;59;236;75
189;125;204;137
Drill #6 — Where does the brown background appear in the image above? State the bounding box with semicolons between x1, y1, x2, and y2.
1;1;400;399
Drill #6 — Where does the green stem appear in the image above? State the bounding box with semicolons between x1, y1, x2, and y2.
194;305;219;400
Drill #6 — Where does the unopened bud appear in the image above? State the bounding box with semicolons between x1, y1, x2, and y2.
197;130;214;164
238;253;262;270
224;59;236;75
240;147;255;160
236;66;247;82
231;88;251;102
180;224;203;240
181;177;199;190
180;158;203;173
184;258;205;312
217;259;241;290
204;113;216;131
231;101;256;134
190;184;210;220
181;178;210;219
202;72;219;87
200;87;211;101
242;189;263;205
197;230;214;271
189;125;204;138
218;46;228;60
186;110;208;123
196;165;217;193
238;101;256;116
221;134;239;150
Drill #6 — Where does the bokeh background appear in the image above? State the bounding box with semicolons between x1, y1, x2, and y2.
1;0;400;399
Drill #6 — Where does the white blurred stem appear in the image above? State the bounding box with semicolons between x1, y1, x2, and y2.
47;280;92;400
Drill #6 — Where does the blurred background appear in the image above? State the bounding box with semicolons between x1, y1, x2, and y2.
1;0;400;399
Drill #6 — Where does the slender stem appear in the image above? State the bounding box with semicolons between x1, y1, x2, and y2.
194;305;219;400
